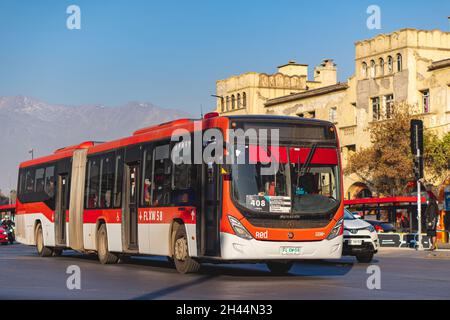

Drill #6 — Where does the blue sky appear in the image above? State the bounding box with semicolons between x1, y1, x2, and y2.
0;0;448;115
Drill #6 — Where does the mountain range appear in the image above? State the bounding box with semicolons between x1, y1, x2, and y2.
0;96;191;193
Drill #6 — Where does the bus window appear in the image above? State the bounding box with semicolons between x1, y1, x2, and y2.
25;168;35;194
86;158;100;209
44;166;55;198
172;146;195;205
152;144;171;206
35;168;45;193
141;147;153;207
100;155;114;208
113;153;123;208
18;170;26;195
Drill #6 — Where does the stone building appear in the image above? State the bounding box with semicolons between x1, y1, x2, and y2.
215;28;450;199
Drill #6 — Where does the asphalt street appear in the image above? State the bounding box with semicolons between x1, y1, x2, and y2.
1;243;450;299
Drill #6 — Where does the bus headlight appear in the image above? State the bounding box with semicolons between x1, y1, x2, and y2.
327;218;344;240
228;216;253;240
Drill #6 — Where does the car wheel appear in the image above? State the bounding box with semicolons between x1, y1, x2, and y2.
356;252;374;263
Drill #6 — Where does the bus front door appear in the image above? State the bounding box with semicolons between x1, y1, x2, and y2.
199;162;221;257
124;164;139;250
55;174;68;246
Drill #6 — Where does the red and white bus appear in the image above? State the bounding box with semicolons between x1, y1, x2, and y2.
15;114;344;273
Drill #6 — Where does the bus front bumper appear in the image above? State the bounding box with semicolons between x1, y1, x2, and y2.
220;232;343;260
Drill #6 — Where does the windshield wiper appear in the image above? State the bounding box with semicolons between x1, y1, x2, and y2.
299;143;317;177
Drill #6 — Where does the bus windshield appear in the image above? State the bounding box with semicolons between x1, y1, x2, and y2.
231;145;340;215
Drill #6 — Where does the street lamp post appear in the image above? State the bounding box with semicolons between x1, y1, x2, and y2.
29;149;34;160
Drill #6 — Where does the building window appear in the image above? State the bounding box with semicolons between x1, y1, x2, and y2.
362;62;368;78
372;97;381;121
237;93;241;109
385;94;394;119
242;92;247;107
421;89;430;113
297;113;304;118
308;111;316;119
370;60;376;78
379;58;385;76
220;98;224;112
231;95;235;110
226;96;230;111
396;53;402;72
387;56;393;73
329;107;337;123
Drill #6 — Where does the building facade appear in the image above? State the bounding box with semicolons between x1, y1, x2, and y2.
215;28;450;199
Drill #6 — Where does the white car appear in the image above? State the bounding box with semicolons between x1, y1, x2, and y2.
343;209;379;263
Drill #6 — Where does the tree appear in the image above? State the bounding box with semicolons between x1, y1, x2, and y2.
346;103;417;196
423;132;450;181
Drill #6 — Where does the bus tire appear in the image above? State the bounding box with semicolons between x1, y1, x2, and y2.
35;223;53;257
266;261;293;274
97;224;119;265
173;225;200;274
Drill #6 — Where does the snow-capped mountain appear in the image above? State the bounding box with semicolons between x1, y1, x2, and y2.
0;96;191;193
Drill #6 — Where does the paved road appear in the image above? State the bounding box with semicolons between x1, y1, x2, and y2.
1;243;450;299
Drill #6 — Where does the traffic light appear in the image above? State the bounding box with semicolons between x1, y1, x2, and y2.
410;119;423;155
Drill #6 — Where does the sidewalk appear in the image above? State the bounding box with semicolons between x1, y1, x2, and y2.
437;242;450;250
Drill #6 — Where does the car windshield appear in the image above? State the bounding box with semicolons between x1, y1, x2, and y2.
231;145;340;215
344;209;355;220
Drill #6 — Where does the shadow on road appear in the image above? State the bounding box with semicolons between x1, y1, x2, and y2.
25;248;357;279
132;275;216;300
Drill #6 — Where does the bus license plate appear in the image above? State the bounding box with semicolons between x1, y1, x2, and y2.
280;247;301;255
348;239;363;246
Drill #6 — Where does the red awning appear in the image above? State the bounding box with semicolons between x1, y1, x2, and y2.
0;204;15;211
344;196;426;206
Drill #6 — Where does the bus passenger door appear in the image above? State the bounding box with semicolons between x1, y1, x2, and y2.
55;174;68;246
124;164;139;250
199;162;221;257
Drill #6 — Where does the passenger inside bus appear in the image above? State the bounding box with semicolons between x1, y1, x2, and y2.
143;178;151;206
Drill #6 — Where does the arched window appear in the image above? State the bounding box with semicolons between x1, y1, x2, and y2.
226;96;230;111
387;56;393;73
242;92;247;107
362;62;368;78
396;53;402;72
237;93;241;109
231;95;235;110
370;60;376;78
379;58;385;76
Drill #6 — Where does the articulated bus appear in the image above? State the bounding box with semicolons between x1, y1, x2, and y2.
15;114;344;274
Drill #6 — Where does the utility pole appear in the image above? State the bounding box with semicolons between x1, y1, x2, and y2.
29;148;34;160
410;120;424;250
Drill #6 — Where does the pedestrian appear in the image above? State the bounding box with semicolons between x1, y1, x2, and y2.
425;190;439;251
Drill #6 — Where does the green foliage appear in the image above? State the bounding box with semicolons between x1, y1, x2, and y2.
424;132;450;181
346;103;416;196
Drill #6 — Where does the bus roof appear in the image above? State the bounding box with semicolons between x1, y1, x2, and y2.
19;114;336;168
226;115;334;126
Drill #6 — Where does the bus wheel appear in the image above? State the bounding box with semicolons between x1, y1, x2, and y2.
173;225;200;274
266;261;293;274
35;223;53;257
97;224;119;265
